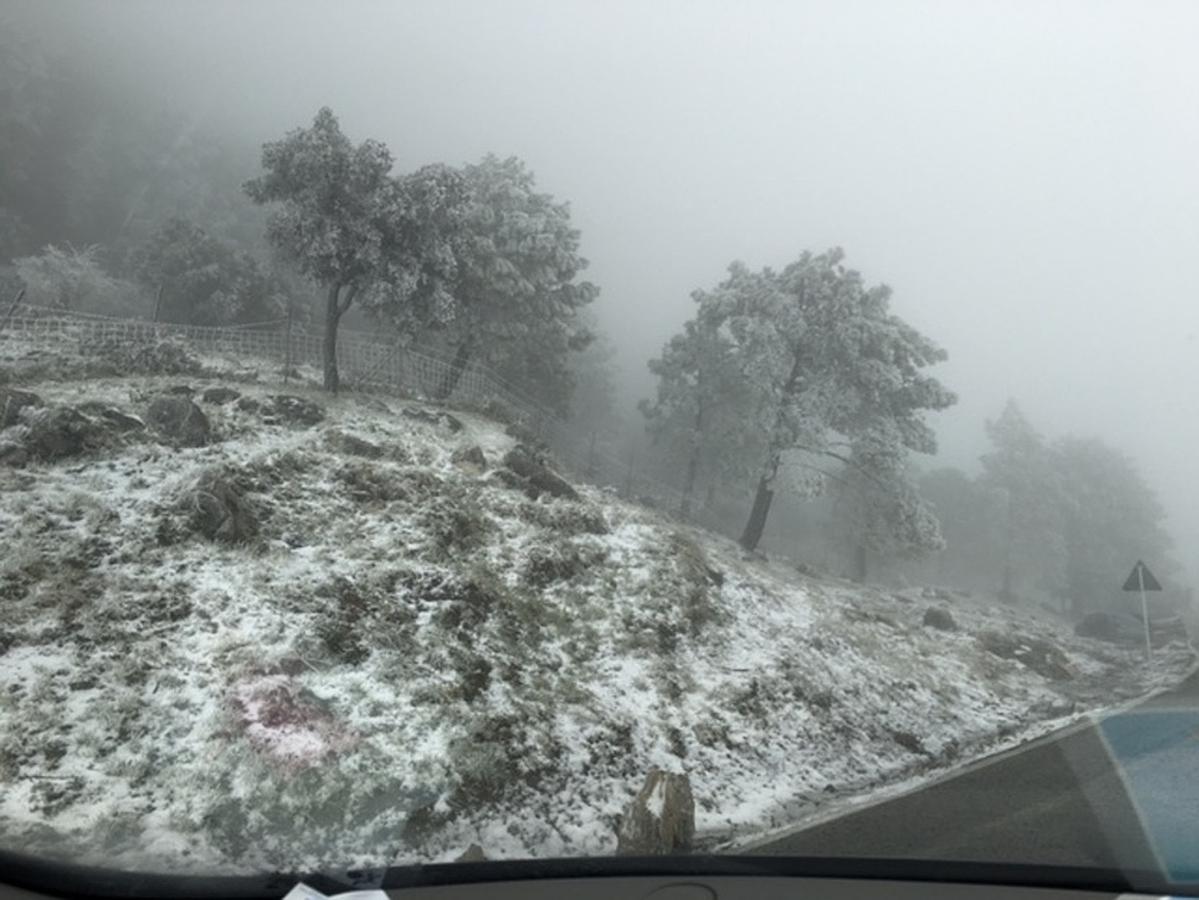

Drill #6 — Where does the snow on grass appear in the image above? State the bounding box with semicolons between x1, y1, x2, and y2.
0;370;1193;874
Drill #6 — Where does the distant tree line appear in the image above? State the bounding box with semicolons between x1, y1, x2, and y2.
917;401;1177;612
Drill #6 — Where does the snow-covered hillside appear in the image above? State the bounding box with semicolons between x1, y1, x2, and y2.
0;367;1192;874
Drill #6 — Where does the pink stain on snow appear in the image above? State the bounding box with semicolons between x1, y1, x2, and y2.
232;674;356;769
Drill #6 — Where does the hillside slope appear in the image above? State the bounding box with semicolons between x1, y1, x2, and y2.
0;370;1191;874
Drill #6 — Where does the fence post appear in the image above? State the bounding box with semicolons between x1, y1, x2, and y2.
283;303;294;385
0;288;26;334
623;445;635;500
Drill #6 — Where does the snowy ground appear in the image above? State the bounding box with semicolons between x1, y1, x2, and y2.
0;356;1192;875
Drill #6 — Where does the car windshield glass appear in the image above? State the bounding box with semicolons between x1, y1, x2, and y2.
1;0;1198;891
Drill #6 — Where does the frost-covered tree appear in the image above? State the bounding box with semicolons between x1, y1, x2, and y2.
14;243;126;313
833;431;944;581
567;319;622;447
686;249;955;551
244;108;401;392
130;218;285;326
417;155;598;411
641;308;762;517
1051;436;1176;612
980;400;1066;602
918;467;1004;587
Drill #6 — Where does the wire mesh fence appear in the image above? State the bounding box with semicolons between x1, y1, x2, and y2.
0;306;694;515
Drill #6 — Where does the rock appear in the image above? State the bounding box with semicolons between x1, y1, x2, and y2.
324;429;384;459
504;421;541;446
403;406;463;433
146;395;210;447
889;729;928;755
0;440;28;467
616;769;696;855
0;387;42;428
451;444;488;469
523;546;589;587
977;630;1075;681
1074;611;1140;645
922;607;957;631
185;469;257;544
264;394;325;426
165;384;195;395
98;409;145;432
24;406;104;460
502;445;579;501
454;844;488;863
236;396;261;414
76;402;144;433
201;386;241;405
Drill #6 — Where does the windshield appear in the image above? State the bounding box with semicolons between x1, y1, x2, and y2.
2;0;1198;892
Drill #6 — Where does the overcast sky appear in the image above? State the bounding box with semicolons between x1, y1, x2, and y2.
18;0;1199;578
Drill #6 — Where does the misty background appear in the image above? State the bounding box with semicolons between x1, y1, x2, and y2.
6;0;1199;582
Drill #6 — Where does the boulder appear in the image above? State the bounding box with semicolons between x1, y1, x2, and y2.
236;396;261;414
0;440;28;467
502;445;578;501
24;406;105;460
977;630;1075;681
325;429;384;459
403;406;463;433
264;394;325;426
922;607;957;631
1074;612;1140;645
503;421;541;447
451;444;488;469
146;396;210;447
889;729;928;755
0;387;42;428
922;586;955;601
76;402;144;433
454;844;488;863
201;386;241;405
164;384;195;396
616;769;696;855
185;469;257;544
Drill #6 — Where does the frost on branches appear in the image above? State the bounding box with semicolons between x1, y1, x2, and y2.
645;247;956;558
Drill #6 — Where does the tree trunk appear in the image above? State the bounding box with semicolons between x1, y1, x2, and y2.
440;338;474;399
739;474;775;552
1000;488;1014;603
679;403;704;519
853;544;868;582
323;283;344;394
679;446;700;519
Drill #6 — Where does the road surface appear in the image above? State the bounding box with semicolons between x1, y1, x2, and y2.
751;667;1199;882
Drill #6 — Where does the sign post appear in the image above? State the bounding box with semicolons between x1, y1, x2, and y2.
1122;560;1163;660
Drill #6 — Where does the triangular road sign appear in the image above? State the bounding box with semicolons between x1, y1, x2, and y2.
1122;560;1163;592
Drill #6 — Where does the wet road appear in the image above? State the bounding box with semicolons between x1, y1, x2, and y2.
752;667;1199;883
